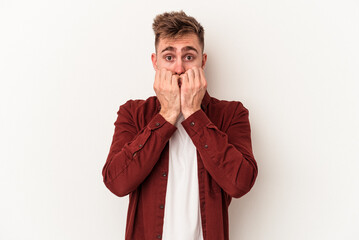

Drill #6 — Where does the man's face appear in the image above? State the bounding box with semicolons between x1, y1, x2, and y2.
151;33;207;75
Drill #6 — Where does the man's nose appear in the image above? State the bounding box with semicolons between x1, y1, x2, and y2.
174;59;185;75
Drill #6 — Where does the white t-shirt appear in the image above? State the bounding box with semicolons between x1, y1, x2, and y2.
162;113;204;240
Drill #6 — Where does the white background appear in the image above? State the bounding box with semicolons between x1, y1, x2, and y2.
1;0;358;239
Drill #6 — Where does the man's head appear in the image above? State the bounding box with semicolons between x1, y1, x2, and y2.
151;11;207;75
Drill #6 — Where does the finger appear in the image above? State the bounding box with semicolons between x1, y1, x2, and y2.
186;69;194;86
171;74;180;89
192;67;200;87
180;73;188;88
160;68;167;86
154;69;160;88
165;70;173;85
199;68;207;87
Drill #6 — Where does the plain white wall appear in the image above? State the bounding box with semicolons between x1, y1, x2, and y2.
1;0;358;239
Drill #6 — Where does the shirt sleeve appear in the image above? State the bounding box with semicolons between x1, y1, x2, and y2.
181;103;258;198
102;100;177;197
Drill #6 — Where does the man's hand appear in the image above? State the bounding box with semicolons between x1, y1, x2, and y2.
153;68;181;125
180;67;207;119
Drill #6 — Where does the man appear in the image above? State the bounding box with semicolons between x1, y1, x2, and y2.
102;11;258;240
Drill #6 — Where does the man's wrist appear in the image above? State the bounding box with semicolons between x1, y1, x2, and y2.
182;107;201;119
159;110;179;125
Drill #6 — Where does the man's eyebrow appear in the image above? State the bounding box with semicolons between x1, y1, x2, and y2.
182;46;198;53
161;46;175;53
161;46;199;53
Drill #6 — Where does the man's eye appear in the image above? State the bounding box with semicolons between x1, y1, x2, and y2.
185;55;193;61
165;56;173;61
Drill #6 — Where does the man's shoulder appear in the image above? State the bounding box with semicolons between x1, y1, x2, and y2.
117;96;159;116
206;94;250;131
207;94;248;114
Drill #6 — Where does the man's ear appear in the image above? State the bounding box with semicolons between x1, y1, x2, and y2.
151;53;158;70
201;53;207;69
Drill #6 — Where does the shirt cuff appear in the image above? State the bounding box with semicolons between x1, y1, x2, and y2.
181;109;211;138
147;113;177;140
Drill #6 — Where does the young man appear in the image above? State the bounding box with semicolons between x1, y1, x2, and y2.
102;11;258;240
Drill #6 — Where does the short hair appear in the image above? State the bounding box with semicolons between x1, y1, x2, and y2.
152;11;205;53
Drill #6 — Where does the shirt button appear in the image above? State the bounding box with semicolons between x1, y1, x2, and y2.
204;144;208;148
132;152;137;158
190;121;195;126
156;122;160;126
139;144;143;148
157;234;162;239
162;172;167;177
159;204;164;209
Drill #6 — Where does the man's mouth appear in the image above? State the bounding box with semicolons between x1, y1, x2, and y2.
178;78;182;88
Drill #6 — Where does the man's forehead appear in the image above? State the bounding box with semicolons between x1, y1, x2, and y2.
157;34;201;52
160;46;198;54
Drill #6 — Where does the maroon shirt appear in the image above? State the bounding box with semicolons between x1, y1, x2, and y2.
102;91;258;240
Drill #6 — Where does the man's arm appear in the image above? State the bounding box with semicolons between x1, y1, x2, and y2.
102;100;177;197
181;104;258;198
180;67;257;198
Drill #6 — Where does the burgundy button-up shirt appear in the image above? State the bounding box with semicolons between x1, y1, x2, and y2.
102;91;258;240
